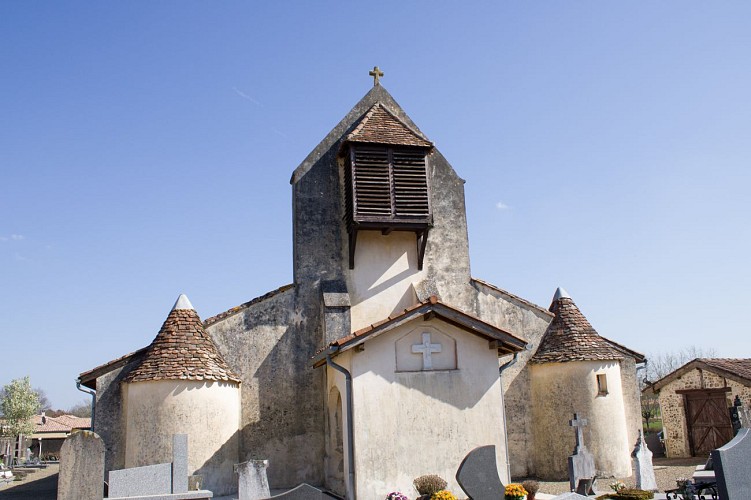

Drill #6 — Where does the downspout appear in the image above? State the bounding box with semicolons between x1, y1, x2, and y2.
76;379;96;431
326;354;356;500
498;350;521;483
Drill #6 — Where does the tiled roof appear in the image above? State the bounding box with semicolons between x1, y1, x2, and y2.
699;358;751;380
203;284;294;327
314;295;528;367
530;293;626;364
649;358;751;392
345;103;433;148
33;414;90;433
124;305;240;384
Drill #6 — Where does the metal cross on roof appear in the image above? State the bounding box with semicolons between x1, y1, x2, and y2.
369;66;384;86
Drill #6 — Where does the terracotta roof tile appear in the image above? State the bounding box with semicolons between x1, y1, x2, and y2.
33;414;90;433
345;103;432;148
530;296;626;364
697;358;751;381
125;308;240;384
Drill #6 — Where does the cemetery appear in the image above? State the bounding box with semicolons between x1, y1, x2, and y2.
3;76;749;500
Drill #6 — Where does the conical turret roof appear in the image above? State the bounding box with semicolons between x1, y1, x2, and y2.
124;295;240;383
530;288;625;364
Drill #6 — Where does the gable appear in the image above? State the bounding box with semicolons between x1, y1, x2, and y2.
648;358;751;393
314;296;527;370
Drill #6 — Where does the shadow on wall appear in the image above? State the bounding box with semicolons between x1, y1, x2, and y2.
194;430;240;495
208;287;327;491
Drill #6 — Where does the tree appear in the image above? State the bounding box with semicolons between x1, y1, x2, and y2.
644;345;718;385
33;388;52;412
67;400;92;418
0;377;41;438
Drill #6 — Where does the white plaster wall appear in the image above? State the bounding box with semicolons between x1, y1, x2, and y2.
123;380;241;496
657;369;751;458
347;231;426;332
530;361;631;480
344;318;507;500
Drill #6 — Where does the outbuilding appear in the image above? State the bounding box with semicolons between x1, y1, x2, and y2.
646;358;751;458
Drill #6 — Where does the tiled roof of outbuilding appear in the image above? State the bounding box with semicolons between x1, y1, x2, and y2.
124;295;240;384
530;288;627;364
345;103;433;148
648;358;751;392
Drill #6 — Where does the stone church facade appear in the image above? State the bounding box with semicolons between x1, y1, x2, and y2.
78;82;645;499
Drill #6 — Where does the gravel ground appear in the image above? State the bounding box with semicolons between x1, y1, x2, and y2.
515;456;707;496
0;464;59;500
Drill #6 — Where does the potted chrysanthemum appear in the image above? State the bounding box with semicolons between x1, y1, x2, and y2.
504;483;528;500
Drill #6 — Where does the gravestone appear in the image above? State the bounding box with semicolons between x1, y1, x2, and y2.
567;413;595;496
711;427;751;500
235;460;270;500
107;433;212;500
551;493;589;500
553;491;589;500
58;430;105;500
632;429;657;491
455;445;504;499
729;395;751;434
268;483;324;499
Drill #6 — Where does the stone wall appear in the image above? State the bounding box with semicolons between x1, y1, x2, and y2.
123;379;240;496
94;352;145;475
657;368;751;457
206;286;326;490
472;280;553;478
530;360;632;480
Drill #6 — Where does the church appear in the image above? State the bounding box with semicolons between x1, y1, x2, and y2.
78;73;645;499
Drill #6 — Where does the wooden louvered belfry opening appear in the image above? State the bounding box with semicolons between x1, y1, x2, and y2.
345;143;432;270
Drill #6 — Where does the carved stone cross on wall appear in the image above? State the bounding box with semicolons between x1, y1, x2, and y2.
569;413;588;452
412;332;442;370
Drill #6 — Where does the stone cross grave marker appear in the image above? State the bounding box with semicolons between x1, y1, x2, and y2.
567;413;595;496
711;427;751;500
412;332;441;370
632;429;657;491
58;430;105;500
455;445;505;500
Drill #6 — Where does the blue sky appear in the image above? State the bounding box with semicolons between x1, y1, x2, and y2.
2;2;749;409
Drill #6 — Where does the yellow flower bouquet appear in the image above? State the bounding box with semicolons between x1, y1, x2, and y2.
504;483;528;500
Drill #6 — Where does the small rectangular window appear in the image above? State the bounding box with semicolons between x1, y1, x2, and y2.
597;373;608;396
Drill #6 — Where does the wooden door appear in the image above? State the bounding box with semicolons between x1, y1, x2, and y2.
683;389;734;456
